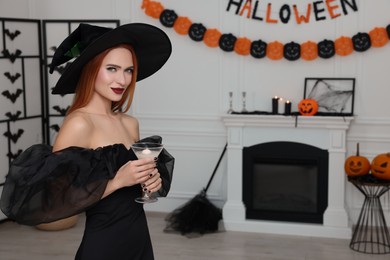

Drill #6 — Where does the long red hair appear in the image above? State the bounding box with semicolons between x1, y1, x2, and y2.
66;44;138;115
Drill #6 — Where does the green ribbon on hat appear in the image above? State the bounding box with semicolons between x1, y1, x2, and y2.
64;42;82;58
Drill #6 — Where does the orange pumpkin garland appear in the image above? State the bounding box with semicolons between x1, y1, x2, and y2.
203;29;222;48
266;41;284;60
335;36;353;56
301;41;318;61
369;27;389;47
173;17;192;35
234;37;251;56
142;0;164;19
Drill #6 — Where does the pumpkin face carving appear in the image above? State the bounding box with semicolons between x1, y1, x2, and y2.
352;32;371;52
298;99;318;116
284;41;300;61
160;9;178;28
189;23;206;41
344;143;370;177
250;40;267;58
219;33;237;52
318;39;335;59
371;153;390;180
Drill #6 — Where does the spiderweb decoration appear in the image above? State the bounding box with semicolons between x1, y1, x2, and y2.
306;79;354;113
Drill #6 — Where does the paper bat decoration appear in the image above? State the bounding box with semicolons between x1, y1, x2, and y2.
5;111;22;121
50;124;60;132
1;49;22;63
4;72;21;83
4;29;21;40
2;89;23;103
52;62;72;75
52;105;69;116
3;129;24;143
7;150;23;161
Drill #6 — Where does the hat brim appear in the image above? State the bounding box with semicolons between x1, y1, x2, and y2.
51;23;172;95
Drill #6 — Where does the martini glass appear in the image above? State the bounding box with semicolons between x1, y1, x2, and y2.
131;142;163;203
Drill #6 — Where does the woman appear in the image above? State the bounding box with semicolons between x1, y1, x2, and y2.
0;23;174;259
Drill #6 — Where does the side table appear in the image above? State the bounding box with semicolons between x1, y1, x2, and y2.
348;176;390;254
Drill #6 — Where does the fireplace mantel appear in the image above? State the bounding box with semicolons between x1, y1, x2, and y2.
221;114;354;238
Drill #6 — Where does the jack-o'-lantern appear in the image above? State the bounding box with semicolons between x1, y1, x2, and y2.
352;32;371;52
335;36;353;56
318;39;335;59
344;143;370;177
371;153;390;180
301;41;318;61
369;27;389;47
219;33;237;52
173;16;192;35
159;9;178;28
234;37;251;56
203;29;222;48
284;41;300;61
266;41;284;60
250;39;267;58
189;23;206;41
298;99;318;116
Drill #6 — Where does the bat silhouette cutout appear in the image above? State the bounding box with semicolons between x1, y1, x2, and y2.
7;149;23;161
50;46;57;53
3;129;24;143
50;124;60;132
52;105;69;116
4;72;21;83
2;89;23;103
5;111;22;121
52;62;72;75
1;49;22;63
4;29;21;40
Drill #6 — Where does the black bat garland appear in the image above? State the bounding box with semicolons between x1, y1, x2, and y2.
2;89;23;103
4;29;21;40
4;72;21;83
3;129;24;143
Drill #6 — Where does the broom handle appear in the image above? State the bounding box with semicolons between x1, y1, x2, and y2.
204;143;228;193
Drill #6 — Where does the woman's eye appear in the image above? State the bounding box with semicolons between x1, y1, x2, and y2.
125;68;134;74
107;67;117;72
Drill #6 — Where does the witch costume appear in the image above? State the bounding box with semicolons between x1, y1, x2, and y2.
0;23;174;260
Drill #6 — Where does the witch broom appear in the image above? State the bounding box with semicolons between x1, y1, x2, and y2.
164;143;227;236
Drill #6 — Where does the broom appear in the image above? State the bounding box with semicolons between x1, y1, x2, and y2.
164;143;227;236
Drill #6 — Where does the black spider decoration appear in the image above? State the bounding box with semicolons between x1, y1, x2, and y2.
188;23;206;42
318;39;335;59
2;49;22;63
284;41;301;61
4;72;21;83
159;9;178;28
352;32;371;52
250;40;267;58
4;29;21;40
2;89;23;103
219;33;237;52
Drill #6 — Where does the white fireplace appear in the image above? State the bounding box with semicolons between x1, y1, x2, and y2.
221;114;353;239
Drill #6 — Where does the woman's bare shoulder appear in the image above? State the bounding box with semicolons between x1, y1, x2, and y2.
53;111;93;151
120;113;139;140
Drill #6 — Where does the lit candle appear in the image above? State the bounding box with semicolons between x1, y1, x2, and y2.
284;100;291;115
272;96;279;114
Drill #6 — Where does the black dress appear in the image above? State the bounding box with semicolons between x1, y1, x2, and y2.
0;136;174;260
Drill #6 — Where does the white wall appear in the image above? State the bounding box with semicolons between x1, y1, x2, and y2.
1;0;390;225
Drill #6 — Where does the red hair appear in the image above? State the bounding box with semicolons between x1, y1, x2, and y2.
67;44;138;115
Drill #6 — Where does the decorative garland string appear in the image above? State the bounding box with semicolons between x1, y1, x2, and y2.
141;0;390;61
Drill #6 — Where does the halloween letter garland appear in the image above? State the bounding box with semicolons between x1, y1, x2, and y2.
141;0;390;61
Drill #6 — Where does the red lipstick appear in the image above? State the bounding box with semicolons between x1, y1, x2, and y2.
111;88;124;94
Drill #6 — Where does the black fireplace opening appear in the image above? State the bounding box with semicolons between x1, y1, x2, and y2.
243;141;329;224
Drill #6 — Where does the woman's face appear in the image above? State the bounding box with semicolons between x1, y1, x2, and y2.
94;47;134;102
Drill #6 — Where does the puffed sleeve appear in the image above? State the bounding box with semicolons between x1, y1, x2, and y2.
138;136;175;197
0;144;117;226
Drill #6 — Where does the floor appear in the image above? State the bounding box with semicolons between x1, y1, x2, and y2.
0;212;389;260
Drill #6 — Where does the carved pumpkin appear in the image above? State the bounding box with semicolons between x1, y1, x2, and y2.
250;39;267;58
344;143;370;177
203;29;222;48
219;33;237;52
284;41;301;61
189;23;206;41
173;16;192;35
352;32;371;52
335;36;353;56
159;9;178;28
371;153;390;180
266;41;284;60
298;99;318;116
142;0;164;19
318;39;335;59
369;27;389;47
301;41;318;61
234;37;251;56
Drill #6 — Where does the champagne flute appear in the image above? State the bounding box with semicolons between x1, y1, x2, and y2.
131;142;163;203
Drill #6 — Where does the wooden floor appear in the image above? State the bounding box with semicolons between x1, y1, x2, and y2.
0;212;388;260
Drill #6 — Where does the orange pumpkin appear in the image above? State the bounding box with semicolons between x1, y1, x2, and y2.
203;29;222;48
298;99;318;116
173;17;192;35
369;27;389;47
344;143;370;177
142;0;164;19
371;153;390;180
266;41;284;60
234;37;251;56
335;36;353;56
301;41;318;61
